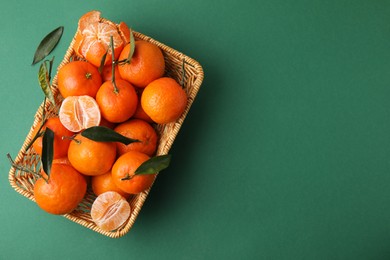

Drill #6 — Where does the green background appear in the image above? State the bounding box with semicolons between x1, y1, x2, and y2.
1;0;390;259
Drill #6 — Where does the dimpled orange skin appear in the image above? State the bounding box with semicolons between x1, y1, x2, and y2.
57;61;102;98
111;151;156;194
67;133;117;176
34;164;87;215
141;77;188;124
118;40;165;88
114;119;158;156
95;79;138;123
91;171;131;199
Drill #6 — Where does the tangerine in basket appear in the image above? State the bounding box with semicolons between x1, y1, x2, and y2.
95;79;138;123
59;95;101;132
74;10;130;67
132;88;153;123
111;151;156;194
68;133;116;176
91;171;131;199
34;164;87;215
57;60;102;98
141;77;187;124
101;64;122;82
118;40;165;88
91;191;131;231
31;117;74;159
114;119;158;156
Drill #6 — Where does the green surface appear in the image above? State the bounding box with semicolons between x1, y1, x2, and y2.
1;0;390;259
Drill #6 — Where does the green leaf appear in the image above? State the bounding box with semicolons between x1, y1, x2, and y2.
81;126;140;145
32;26;64;65
127;30;135;64
135;154;172;175
42;128;54;177
38;62;56;105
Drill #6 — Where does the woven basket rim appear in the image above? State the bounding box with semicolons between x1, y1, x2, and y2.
8;23;203;238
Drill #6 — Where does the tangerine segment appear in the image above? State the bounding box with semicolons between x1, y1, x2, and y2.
111;151;156;194
91;191;131;231
59;95;101;132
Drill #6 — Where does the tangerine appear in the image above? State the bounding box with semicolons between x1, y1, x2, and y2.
57;60;102;98
118;40;165;88
91;191;131;231
67;133;116;176
141;77;187;124
74;10;130;67
34;164;87;215
111;151;156;194
91;171;131;199
114;119;158;156
32;117;74;159
95;79;138;123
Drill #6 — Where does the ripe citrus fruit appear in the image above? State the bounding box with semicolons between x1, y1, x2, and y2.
91;191;131;231
114;119;158;156
68;133;117;176
132;88;153;123
32;117;74;159
74;10;130;67
59;95;101;132
57;60;102;98
101;64;122;82
34;164;87;215
141;77;187;124
111;151;156;194
118;40;165;88
95;79;138;123
91;171;131;199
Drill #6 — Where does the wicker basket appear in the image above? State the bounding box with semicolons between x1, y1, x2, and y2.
8;21;204;238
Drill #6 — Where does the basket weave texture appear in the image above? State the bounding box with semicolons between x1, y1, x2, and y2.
8;21;204;238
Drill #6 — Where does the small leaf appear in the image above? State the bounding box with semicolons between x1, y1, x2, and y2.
42;128;54;177
127;30;135;64
38;62;56;105
81;126;140;145
32;26;64;65
135;154;172;175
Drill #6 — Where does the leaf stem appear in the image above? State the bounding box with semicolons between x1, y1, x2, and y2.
110;36;119;94
7;153;48;183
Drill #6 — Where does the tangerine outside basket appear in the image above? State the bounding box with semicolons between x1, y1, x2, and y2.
8;18;204;238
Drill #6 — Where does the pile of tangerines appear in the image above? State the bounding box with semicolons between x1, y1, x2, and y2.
30;11;187;231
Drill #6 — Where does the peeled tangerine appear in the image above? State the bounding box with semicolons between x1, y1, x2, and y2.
91;191;131;231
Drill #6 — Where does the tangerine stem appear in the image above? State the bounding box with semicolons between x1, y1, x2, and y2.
110;36;119;94
121;173;133;181
62;134;81;144
7;153;48;183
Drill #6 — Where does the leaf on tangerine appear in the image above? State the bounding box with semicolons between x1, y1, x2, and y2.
134;154;172;175
81;126;140;145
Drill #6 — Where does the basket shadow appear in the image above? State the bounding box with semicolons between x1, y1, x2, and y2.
132;59;218;229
